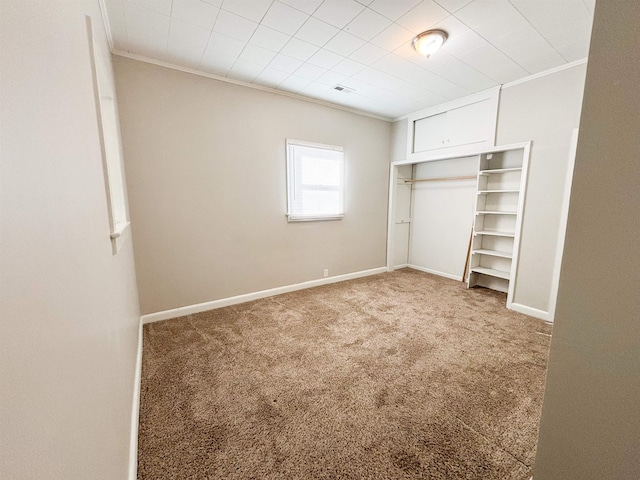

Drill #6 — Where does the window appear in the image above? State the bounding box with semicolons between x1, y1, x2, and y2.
286;140;344;222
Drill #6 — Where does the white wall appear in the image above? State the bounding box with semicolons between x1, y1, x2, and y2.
408;157;477;279
497;63;587;315
390;119;408;163
113;56;391;315
534;0;640;477
0;2;140;479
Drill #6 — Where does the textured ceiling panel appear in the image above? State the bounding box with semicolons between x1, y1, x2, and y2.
105;0;594;118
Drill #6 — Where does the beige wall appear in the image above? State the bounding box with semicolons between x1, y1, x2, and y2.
0;2;140;480
534;0;640;478
497;63;587;314
113;57;391;315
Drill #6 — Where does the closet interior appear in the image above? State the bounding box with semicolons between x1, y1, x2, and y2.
387;144;530;309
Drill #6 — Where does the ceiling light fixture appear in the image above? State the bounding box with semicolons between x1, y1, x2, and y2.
412;29;448;58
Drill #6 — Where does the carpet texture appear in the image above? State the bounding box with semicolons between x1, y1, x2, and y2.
138;269;551;479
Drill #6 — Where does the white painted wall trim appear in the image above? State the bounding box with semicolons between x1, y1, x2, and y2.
390;141;530;167
386;163;398;272
546;128;579;323
510;302;552;322
502;58;587;89
111;51;392;122
141;267;388;324
407;264;463;282
128;319;143;480
97;0;113;51
504;142;532;309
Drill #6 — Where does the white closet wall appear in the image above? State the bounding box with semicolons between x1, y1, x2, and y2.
408;157;477;280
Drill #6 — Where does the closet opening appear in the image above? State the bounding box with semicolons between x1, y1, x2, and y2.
386;142;530;310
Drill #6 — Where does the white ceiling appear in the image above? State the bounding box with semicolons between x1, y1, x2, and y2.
104;0;595;119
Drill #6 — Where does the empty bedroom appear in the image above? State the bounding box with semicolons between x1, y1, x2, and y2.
1;1;638;480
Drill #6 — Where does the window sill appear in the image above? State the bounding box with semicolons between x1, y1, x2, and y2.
110;221;131;255
287;214;344;222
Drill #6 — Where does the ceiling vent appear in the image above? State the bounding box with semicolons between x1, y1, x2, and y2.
333;85;355;94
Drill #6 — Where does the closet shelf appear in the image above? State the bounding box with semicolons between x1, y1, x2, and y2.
474;230;515;237
479;167;522;175
471;267;511;280
476;210;517;215
472;249;513;259
477;189;519;194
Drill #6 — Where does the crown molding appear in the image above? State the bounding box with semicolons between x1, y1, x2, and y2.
391;58;588;123
110;50;393;122
501;58;588;89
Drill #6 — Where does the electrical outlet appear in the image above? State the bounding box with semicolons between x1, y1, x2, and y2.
323;269;329;277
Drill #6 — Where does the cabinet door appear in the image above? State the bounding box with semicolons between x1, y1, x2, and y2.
447;100;490;147
413;111;447;153
406;88;500;162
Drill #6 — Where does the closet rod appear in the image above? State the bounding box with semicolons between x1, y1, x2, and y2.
404;175;476;183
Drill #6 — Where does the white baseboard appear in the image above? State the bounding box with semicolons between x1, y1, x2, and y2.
406;267;552;322
141;267;388;324
406;264;463;282
128;319;143;480
509;302;553;322
392;263;409;270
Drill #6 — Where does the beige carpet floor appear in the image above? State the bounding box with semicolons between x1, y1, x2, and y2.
138;269;551;479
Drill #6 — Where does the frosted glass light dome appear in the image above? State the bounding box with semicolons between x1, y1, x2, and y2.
412;30;448;58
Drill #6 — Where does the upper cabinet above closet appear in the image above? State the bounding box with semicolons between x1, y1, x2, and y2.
407;88;500;163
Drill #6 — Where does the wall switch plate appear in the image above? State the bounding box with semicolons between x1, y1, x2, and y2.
323;269;329;277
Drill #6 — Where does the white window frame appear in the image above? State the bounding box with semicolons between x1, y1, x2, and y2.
286;139;345;222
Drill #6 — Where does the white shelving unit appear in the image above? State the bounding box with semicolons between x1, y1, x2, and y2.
467;146;530;306
386;141;531;311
